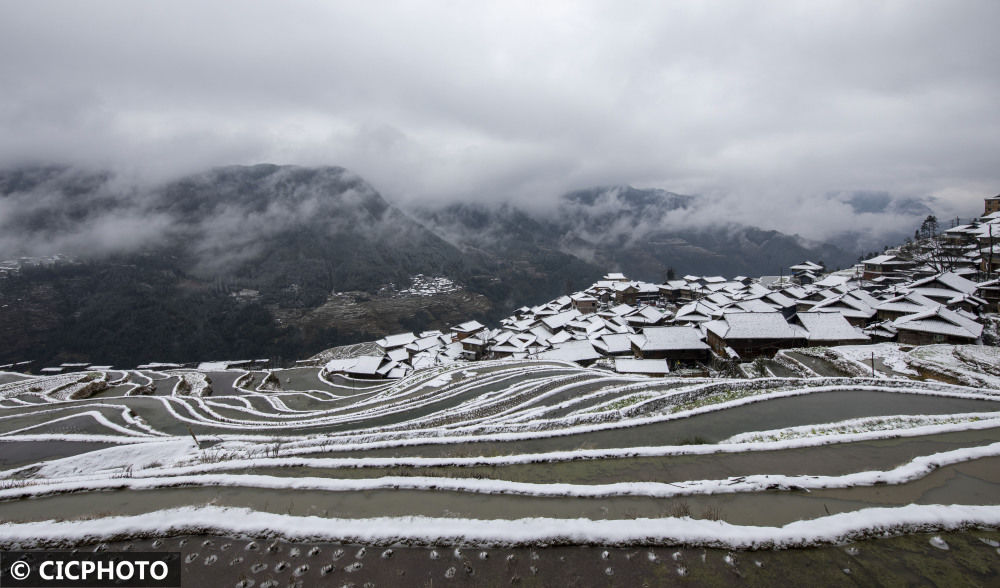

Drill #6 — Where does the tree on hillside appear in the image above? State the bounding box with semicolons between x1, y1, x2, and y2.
919;215;939;240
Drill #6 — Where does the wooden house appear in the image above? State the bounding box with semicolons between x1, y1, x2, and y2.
630;326;711;367
861;254;916;281
704;312;806;360
892;306;983;345
794;312;870;346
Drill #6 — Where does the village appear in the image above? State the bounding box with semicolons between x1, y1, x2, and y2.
319;195;1000;381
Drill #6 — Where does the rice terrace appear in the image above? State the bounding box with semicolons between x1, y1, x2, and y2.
1;344;999;585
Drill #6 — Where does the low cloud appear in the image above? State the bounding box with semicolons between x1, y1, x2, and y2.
0;1;996;244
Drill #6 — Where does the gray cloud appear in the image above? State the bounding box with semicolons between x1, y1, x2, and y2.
0;1;996;240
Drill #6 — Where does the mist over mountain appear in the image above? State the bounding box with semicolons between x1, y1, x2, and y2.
0;165;489;366
1;164;469;299
413;185;858;281
0;164;937;367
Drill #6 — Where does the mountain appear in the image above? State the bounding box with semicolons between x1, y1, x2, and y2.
843;190;934;217
0;165;493;367
0;167;870;368
413;185;857;282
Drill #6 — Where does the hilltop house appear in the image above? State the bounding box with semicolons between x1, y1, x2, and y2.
892;306;983;345
535;340;602;366
875;292;939;321
794;312;870;346
451;320;486;341
975;278;1000;312
630;326;711;367
789;261;824;285
986;194;1000;215
376;332;418;351
704;312;806;359
861;254;916;281
570;292;598;314
614;358;671;377
906;272;985;313
803;292;878;326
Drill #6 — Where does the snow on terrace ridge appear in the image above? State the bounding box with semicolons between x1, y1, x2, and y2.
0;355;999;548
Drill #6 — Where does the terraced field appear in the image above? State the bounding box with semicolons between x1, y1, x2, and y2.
1;345;999;583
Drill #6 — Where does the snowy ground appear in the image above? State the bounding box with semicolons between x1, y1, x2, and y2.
0;347;998;549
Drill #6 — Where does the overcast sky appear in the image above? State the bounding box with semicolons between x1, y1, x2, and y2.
0;1;996;239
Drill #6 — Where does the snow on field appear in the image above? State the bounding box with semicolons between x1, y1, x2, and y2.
908;345;1000;388
1;504;998;549
832;343;918;376
0;351;997;546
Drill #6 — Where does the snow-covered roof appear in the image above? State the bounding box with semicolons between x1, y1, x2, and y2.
863;254;916;265
535;340;601;363
706;293;734;307
541;309;583;330
376;332;417;349
705;312;802;340
781;286;809;299
607;304;635;316
452;320;486;333
615;358;670;375
809;293;875;318
625;306;668;325
733;299;777;313
324;355;383;376
813;275;851;288
789;261;823;271
635;326;709;351
864;320;898;338
529;324;554;343
893;306;983;340
875;292;937;315
763;291;797;308
908;272;978;296
407;335;444;353
197;361;230;371
592;333;633;354
674;300;720;322
547;330;575;345
797;312;869;342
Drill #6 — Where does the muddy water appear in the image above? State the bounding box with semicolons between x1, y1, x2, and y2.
336;390;1000;458
199;372;245;396
276;368;381;394
0;405;138;436
15;530;997;587
784;352;856;377
242;427;1000;485
0;440;116;470
0;373;32;385
763;360;800;378
2;458;998;527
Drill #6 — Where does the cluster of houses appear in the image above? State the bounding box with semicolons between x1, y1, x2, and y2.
939;195;1000;276
324;196;999;380
0;254;75;278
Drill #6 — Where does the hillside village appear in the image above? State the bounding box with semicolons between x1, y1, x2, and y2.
318;195;1000;380
7;196;998;380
